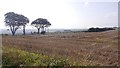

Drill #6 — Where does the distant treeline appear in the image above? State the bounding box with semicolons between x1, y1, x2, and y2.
85;27;115;32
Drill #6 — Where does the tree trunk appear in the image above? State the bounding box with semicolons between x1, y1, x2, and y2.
23;25;25;35
37;28;40;34
10;25;18;36
12;31;15;36
10;26;15;36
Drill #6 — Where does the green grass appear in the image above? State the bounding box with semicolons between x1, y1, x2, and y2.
2;46;79;67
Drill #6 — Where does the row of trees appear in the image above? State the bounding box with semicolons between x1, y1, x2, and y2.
87;27;115;32
4;12;51;35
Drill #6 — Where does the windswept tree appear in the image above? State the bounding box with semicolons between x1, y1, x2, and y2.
4;12;29;35
31;18;51;34
18;15;29;35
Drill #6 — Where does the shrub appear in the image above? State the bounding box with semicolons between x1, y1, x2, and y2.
2;47;74;67
41;31;46;34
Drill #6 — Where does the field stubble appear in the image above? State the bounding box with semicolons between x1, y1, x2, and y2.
2;30;118;66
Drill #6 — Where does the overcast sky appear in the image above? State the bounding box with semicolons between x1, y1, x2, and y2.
0;0;119;29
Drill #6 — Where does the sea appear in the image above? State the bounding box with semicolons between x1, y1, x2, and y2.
0;28;88;35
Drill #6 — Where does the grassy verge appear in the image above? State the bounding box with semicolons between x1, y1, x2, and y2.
2;46;79;67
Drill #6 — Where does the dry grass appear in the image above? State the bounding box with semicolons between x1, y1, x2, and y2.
2;30;118;66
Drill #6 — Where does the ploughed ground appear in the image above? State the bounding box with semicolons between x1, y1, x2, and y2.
2;30;118;66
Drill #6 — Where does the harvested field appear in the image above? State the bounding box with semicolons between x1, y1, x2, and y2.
2;30;118;66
